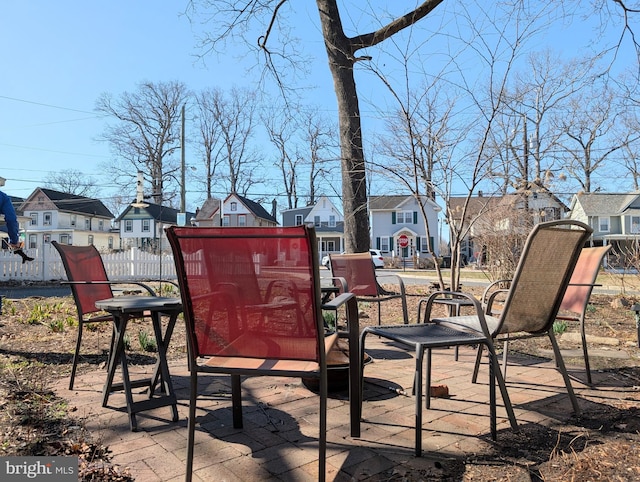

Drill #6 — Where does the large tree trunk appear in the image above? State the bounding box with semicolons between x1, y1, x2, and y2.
316;0;370;253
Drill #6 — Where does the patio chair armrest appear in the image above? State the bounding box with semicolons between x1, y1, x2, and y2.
330;276;348;293
61;280;158;296
139;279;181;292
375;273;406;295
424;290;494;338
321;292;355;311
323;292;359;346
484;289;510;315
481;279;511;303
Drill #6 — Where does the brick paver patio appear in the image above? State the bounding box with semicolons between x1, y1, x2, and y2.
53;337;639;481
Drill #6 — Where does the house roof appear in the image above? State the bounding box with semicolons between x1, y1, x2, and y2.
194;198;221;221
116;201;196;224
232;194;278;224
34;188;114;218
369;195;439;211
571;192;640;216
447;196;503;219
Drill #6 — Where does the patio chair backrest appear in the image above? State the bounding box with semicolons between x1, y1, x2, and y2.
330;252;379;296
496;220;592;335
166;225;324;362
559;245;611;315
52;241;113;317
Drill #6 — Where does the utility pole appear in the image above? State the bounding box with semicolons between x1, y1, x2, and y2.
180;103;186;216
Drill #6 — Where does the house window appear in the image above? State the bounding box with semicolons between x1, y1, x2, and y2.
396;211;412;224
329;215;336;227
599;217;610;232
71;215;76;227
223;215;230;226
230;202;237;211
295;214;303;225
125;220;133;232
43;234;51;244
327;241;335;252
85;219;90;230
99;220;104;230
421;237;429;252
43;212;52;226
632;216;640;234
142;219;150;232
30;213;38;225
28;234;37;249
314;215;321;227
238;214;246;226
108;237;113;249
380;237;390;252
60;234;70;245
88;235;94;245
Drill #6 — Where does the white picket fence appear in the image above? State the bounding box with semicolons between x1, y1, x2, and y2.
0;245;177;282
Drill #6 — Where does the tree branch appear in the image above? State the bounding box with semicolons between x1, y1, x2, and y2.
350;0;444;51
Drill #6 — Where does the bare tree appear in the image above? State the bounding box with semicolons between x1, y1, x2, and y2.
369;3;544;290
299;108;340;206
187;0;445;253
194;88;224;199
43;169;100;197
185;0;638;252
96;80;189;205
558;79;627;193
262;104;299;209
193;87;260;197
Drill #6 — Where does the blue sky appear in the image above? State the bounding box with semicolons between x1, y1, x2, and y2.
0;1;286;203
0;1;635;212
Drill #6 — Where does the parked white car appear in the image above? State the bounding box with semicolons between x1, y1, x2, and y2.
322;249;385;269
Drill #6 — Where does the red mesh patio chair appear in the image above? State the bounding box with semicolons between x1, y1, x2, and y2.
554;245;611;384
166;225;359;482
52;241;159;390
330;252;409;325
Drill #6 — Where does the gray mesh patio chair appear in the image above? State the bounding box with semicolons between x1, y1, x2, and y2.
359;219;592;456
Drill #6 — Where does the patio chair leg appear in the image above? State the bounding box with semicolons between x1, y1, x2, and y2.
415;345;425;457
580;316;592;385
319;369;328;482
486;340;518;432
502;340;509;380
548;331;581;415
231;375;243;428
488;345;497;440
69;323;84;390
185;370;198;482
472;345;483;384
425;347;431;410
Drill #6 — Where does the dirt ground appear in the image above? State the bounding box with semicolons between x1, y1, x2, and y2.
1;281;640;481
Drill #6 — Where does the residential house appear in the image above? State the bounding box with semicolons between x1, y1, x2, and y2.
116;201;195;253
448;185;568;261
194;193;278;228
281;195;344;259
369;195;441;259
20;188;117;251
568;192;640;265
193;198;222;226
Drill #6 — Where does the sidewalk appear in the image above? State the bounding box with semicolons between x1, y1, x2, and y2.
53;338;639;481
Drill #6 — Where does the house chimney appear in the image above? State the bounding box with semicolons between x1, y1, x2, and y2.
478;190;483;197
272;198;277;218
